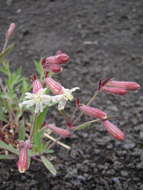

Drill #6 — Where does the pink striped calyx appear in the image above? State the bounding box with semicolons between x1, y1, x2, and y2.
45;76;63;95
101;86;128;95
102;120;125;140
106;80;140;91
32;74;42;94
46;124;71;137
5;23;16;41
46;50;70;65
17;140;32;173
76;100;107;120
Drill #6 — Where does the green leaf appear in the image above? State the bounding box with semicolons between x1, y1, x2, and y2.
0;62;10;76
0;44;15;63
18;120;26;141
34;107;48;132
32;108;48;153
0;141;18;155
34;60;44;76
45;149;54;154
21;78;31;94
41;156;57;176
0;154;16;159
6;71;22;90
32;130;44;153
0;110;7;122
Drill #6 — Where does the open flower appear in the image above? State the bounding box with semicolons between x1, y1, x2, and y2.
19;88;57;113
55;87;80;110
20;86;79;113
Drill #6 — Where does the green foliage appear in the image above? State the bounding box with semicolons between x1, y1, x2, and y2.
41;156;57;176
0;44;15;64
0;141;18;155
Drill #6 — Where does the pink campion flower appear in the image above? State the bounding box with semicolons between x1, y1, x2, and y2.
102;120;125;140
45;76;63;95
56;52;70;64
46;51;70;65
46;124;71;137
101;86;128;95
76;100;107;120
32;75;42;94
41;59;63;73
5;23;16;41
49;63;63;73
106;80;140;91
17;140;32;173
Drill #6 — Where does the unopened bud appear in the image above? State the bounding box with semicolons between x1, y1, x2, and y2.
5;23;16;41
78;104;107;120
17;140;32;173
106;80;140;91
32;75;42;94
45;77;63;95
46;124;71;137
102;120;125;140
101;86;128;95
56;52;70;64
48;63;63;73
46;51;70;65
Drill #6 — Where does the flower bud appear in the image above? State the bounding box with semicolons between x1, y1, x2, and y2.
106;80;140;91
17;141;32;173
56;53;70;64
45;77;63;95
102;120;125;140
32;75;42;94
101;86;128;95
5;23;16;41
46;124;71;137
46;51;70;65
78;104;107;120
48;63;63;73
46;56;59;64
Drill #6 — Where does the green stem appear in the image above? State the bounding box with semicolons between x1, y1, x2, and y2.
74;119;100;130
30;113;37;141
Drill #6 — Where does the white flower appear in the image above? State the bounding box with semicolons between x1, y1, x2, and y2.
19;87;79;113
19;88;57;113
56;87;80;110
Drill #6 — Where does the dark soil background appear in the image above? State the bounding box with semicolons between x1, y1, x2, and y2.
0;0;143;189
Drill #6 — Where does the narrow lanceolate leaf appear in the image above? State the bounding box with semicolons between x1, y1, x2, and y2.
0;140;18;155
21;78;31;94
0;154;16;159
41;156;57;176
34;107;48;131
34;60;44;76
0;44;15;63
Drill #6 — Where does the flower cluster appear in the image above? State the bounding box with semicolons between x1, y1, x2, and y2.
20;75;79;113
0;23;141;174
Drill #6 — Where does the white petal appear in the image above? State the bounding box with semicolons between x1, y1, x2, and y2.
70;87;80;92
58;99;67;110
